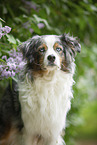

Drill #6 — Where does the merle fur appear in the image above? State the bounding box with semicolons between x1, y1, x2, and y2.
0;80;23;139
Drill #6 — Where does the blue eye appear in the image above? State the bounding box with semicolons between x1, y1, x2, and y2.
39;47;45;52
56;47;62;52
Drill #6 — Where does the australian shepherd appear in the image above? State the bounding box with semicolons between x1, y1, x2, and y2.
0;34;81;145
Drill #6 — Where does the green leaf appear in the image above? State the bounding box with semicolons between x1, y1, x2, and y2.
33;14;52;30
0;22;2;27
0;18;5;23
51;0;56;5
0;59;6;63
14;17;23;23
31;23;41;34
90;5;97;12
6;34;16;44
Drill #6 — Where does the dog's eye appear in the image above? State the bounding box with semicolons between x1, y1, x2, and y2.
39;47;45;53
56;47;62;52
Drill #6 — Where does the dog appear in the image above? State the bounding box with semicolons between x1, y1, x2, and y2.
0;34;81;145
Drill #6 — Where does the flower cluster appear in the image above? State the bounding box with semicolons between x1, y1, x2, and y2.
0;48;26;80
22;22;45;33
0;26;11;39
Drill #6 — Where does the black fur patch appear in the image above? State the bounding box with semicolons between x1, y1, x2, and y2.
0;80;23;139
59;33;81;72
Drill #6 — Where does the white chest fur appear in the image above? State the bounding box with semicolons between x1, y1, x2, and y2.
19;69;74;145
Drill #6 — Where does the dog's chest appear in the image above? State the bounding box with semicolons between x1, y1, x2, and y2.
19;71;73;137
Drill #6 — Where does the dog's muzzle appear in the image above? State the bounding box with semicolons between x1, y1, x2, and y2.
47;55;56;66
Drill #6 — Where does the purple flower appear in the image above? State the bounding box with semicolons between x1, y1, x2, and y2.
7;57;14;63
0;65;3;72
29;28;34;33
11;70;15;77
0;25;11;39
37;23;45;29
2;69;8;77
7;70;12;77
0;48;26;80
0;34;2;39
22;0;37;10
12;64;16;70
2;55;7;60
4;26;11;33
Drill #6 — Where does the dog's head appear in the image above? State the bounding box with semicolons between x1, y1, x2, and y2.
20;34;81;76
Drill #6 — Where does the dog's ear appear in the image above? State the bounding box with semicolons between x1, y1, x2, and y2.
60;33;81;57
18;35;41;63
19;38;32;58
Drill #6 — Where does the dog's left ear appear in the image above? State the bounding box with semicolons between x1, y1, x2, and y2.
60;33;81;57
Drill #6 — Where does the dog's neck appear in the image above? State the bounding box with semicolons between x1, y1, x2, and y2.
19;68;74;104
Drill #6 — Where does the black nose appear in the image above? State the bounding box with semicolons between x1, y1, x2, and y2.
47;55;56;63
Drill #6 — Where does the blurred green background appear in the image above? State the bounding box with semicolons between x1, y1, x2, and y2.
0;0;97;145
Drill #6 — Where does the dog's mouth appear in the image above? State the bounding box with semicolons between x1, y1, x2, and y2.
47;62;56;66
43;63;60;71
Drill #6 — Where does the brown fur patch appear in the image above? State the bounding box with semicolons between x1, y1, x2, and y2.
32;135;44;145
38;44;47;52
31;69;48;78
0;128;18;145
53;43;63;53
53;43;69;72
61;53;69;72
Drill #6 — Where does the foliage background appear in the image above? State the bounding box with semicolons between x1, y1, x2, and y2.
0;0;97;144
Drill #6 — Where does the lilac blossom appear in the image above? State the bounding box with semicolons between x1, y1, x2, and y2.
0;48;26;80
0;26;11;39
37;23;45;29
0;23;24;80
2;55;7;61
22;0;37;10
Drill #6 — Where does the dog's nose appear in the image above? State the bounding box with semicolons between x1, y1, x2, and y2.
47;55;56;63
